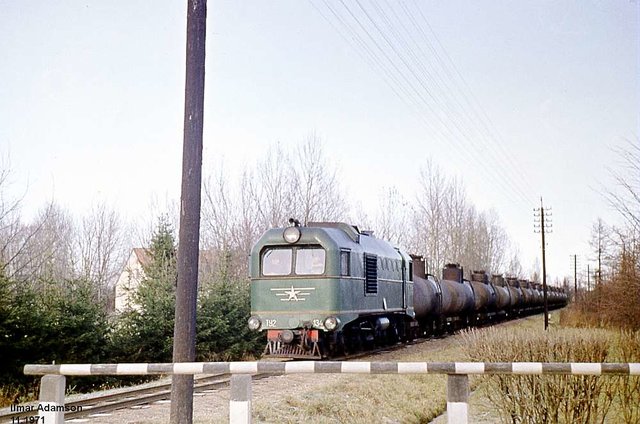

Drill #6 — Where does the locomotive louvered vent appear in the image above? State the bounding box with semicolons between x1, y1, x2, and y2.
364;253;378;294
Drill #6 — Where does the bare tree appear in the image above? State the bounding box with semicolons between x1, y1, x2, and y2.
292;134;348;224
507;248;524;277
442;176;468;265
484;210;509;272
461;206;494;273
202;166;234;251
0;166;23;252
1;201;61;284
201;164;264;281
76;203;126;302
0;164;49;282
237;169;263;249
374;186;409;248
589;217;612;286
253;143;296;228
350;199;373;233
35;203;75;282
409;158;515;277
604;139;640;233
411;160;449;274
229;168;264;279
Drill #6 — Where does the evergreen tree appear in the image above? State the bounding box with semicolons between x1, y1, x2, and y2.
111;216;177;362
0;277;109;401
196;278;262;361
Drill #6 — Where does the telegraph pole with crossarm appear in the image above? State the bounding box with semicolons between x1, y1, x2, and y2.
534;198;552;330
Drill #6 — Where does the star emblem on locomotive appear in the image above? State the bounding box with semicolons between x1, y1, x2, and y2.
270;286;315;301
284;286;300;301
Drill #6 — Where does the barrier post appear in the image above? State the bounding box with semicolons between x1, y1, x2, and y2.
447;374;469;424
38;375;66;424
229;374;252;424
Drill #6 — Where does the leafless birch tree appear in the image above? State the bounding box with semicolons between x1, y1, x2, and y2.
604;139;640;233
292;134;348;224
76;203;126;302
411;160;449;274
375;186;409;248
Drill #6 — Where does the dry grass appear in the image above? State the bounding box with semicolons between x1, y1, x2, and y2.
251;316;549;424
0;384;38;408
462;325;640;424
252;343;470;423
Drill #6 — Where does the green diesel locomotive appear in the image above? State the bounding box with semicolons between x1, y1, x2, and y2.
248;220;568;359
248;220;415;358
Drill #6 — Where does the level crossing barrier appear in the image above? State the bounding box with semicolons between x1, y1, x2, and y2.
24;361;640;424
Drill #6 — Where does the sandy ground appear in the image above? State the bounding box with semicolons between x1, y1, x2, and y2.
67;373;347;424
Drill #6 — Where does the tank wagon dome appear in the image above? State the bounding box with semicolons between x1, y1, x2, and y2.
438;263;475;316
469;270;497;313
491;274;506;286
442;263;464;283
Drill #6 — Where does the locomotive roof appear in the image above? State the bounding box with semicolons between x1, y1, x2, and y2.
252;222;402;259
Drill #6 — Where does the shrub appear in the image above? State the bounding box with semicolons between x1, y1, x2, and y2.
196;279;263;361
463;327;639;423
0;277;111;406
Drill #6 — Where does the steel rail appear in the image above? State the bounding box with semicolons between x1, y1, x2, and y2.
0;374;229;423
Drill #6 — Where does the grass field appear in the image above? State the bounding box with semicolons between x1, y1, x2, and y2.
463;313;640;424
250;312;639;424
251;314;546;424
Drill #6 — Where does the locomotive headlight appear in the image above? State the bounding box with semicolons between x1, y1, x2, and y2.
283;226;301;244
247;316;261;331
323;316;340;331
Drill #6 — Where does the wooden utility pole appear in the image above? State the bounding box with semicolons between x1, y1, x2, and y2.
170;1;207;423
534;198;552;330
572;254;578;301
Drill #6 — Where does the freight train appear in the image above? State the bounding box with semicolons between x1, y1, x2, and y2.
248;221;567;358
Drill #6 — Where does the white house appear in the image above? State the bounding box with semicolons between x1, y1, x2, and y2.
114;248;218;313
114;248;151;313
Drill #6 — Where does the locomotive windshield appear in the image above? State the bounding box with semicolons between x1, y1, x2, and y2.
261;246;325;276
262;249;292;276
295;248;325;275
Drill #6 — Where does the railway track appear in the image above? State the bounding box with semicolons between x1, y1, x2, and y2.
0;352;386;423
0;373;237;423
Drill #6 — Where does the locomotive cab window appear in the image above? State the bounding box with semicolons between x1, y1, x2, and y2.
262;246;326;276
295;248;326;275
262;248;293;276
340;250;350;276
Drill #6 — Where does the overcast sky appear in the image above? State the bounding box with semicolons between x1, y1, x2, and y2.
1;1;638;281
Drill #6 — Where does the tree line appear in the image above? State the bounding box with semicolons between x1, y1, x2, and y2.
569;140;640;330
0;134;524;404
0;216;262;405
201;135;521;281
